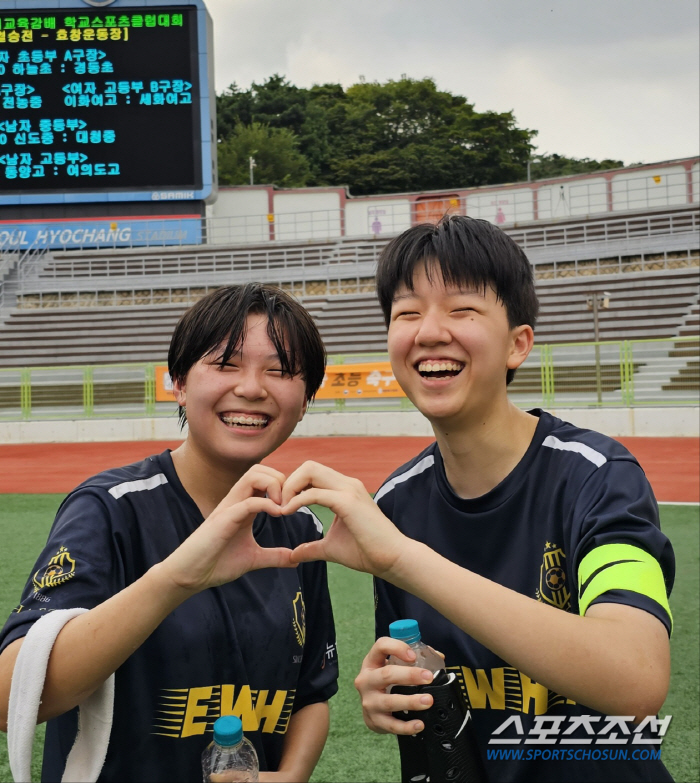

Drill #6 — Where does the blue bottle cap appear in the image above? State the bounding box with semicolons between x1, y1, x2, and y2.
213;715;243;746
389;619;421;645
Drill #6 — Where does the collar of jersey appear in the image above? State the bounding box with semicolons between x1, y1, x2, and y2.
432;409;553;512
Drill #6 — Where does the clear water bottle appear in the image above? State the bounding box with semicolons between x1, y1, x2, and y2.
202;715;259;783
387;619;487;782
388;618;444;674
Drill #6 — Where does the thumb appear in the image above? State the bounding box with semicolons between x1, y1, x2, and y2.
251;546;297;571
290;540;327;564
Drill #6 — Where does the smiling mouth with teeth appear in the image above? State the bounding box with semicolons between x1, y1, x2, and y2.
219;414;270;429
417;361;465;379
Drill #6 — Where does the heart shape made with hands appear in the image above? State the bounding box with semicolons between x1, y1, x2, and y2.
213;459;406;578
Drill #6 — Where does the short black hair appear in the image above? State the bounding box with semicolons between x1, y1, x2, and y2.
168;284;326;426
376;215;539;384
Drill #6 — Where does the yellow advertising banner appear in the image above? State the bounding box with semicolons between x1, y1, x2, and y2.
155;362;405;401
155;365;176;402
316;362;405;399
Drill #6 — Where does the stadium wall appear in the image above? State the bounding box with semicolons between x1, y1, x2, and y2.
1;406;697;444
207;157;700;242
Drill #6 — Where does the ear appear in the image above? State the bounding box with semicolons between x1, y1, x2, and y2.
298;395;308;422
172;375;186;407
506;325;534;371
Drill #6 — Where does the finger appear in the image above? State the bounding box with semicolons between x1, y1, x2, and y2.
383;690;434;714
252;464;287;484
250;474;284;505
241;471;284;505
231;473;285;505
364;688;434;716
281;461;353;505
360;637;417;669
369;662;435;692
281;487;348;518
248;465;287;503
368;713;426;736
214;496;283;535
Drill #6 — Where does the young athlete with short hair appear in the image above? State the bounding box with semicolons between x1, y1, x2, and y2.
279;217;674;781
0;284;338;782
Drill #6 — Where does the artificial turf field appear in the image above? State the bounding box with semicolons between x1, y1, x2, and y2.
0;497;697;783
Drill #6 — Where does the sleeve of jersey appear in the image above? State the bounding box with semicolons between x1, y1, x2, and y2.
571;459;674;636
292;524;339;712
0;488;127;655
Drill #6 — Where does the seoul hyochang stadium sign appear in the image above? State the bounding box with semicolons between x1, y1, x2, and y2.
0;0;216;205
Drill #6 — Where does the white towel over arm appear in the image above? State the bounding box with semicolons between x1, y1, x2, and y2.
7;607;114;783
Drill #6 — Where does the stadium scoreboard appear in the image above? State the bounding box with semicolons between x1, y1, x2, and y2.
0;0;216;206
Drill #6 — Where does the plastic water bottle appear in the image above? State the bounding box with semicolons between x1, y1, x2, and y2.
388;618;444;674
201;715;259;782
387;619;487;783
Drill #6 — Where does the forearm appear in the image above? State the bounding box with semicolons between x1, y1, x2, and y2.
275;701;329;782
389;540;669;718
38;563;193;723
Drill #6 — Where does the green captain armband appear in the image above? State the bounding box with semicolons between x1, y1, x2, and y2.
577;543;672;631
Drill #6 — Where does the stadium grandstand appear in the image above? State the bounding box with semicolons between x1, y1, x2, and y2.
0;158;698;417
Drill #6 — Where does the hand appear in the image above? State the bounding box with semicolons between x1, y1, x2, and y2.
279;461;406;577
226;464;286;506
354;637;436;735
158;466;293;594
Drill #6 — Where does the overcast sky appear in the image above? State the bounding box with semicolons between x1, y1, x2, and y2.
204;0;699;167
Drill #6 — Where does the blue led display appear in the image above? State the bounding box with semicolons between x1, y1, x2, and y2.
0;0;216;205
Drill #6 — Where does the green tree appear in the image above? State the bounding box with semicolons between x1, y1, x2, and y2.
217;122;310;187
217;75;341;184
528;153;626;180
325;77;536;194
216;76;623;195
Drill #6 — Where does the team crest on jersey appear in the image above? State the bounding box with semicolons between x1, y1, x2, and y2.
292;591;306;647
535;542;571;611
33;546;76;593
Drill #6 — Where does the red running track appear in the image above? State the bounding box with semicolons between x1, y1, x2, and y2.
0;437;697;502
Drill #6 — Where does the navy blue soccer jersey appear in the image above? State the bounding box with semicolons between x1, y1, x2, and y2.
0;451;338;783
374;410;674;783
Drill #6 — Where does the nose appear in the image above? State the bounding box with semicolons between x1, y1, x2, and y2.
232;368;268;401
415;310;451;346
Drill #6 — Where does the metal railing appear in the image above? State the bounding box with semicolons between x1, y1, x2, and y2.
1;164;696;255
13;250;699;311
0;337;697;422
11;207;699;310
21;241;382;281
0;241;51;311
35;201;700;259
508;209;699;250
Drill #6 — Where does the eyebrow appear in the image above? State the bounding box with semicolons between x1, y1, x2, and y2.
213;350;283;361
392;287;485;302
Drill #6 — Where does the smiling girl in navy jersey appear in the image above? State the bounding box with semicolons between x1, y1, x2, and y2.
0;284;338;783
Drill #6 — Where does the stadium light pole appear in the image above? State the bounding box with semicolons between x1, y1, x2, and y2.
587;291;611;404
526;154;541;182
249;156;257;186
